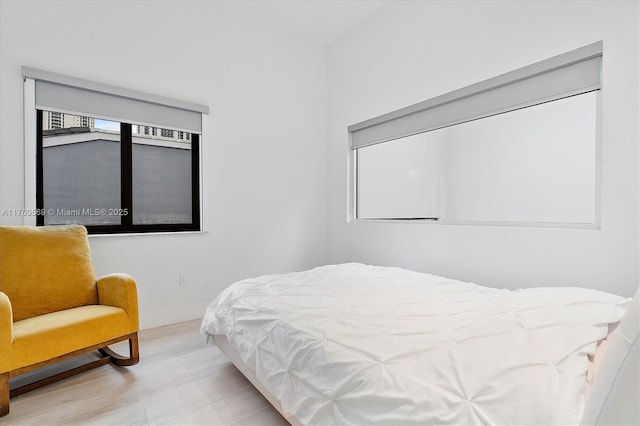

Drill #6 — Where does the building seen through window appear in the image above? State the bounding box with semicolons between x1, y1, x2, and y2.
42;111;190;142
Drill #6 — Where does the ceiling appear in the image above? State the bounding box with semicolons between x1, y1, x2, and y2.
221;0;391;46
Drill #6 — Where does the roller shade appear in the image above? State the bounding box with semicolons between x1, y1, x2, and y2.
23;66;208;134
349;41;602;149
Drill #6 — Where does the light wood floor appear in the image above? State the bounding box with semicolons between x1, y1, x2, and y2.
5;320;289;426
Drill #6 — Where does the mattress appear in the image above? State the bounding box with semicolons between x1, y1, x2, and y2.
200;263;630;425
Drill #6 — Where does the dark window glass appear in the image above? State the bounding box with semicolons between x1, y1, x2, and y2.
37;110;200;234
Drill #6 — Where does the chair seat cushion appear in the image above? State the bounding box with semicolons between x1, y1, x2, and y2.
6;305;132;372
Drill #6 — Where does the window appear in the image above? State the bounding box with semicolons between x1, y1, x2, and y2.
160;128;174;138
349;42;602;227
24;67;208;234
45;111;63;129
40;114;122;227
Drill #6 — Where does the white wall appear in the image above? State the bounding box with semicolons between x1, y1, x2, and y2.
0;1;328;328
327;1;639;296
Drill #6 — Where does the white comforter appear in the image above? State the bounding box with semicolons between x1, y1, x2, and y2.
200;263;629;425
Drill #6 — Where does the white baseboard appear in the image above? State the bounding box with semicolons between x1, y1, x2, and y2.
139;303;208;330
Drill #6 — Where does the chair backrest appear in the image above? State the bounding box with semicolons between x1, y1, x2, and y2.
0;225;97;321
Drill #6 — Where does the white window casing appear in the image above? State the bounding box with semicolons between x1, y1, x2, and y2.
347;42;603;227
22;67;208;233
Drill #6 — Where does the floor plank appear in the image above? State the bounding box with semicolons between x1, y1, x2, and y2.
5;320;289;426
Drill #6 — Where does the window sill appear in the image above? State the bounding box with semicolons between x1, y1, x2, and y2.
350;218;600;230
88;230;208;238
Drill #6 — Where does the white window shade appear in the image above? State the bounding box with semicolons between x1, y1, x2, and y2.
349;42;602;149
23;66;208;134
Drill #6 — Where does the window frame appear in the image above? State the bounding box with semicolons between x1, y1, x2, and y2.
22;68;207;235
347;42;603;229
35;110;201;234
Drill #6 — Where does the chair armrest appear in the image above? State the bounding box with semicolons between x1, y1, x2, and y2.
96;273;139;332
0;292;13;373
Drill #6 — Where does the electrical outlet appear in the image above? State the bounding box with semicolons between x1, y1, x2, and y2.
179;272;189;286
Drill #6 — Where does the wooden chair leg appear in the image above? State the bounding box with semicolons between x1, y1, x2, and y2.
1;372;9;417
98;333;139;366
129;333;140;365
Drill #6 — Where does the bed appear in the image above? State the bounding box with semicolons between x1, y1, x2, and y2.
200;263;638;425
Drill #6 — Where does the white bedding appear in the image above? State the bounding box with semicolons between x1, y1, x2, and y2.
200;263;630;425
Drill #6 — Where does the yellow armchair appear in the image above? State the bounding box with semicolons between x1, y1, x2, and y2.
0;225;139;417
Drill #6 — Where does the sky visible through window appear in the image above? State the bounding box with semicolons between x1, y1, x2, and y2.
94;118;119;131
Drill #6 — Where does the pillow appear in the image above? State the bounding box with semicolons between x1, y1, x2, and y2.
581;288;639;425
586;322;618;384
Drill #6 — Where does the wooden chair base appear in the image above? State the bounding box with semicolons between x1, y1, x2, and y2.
0;333;139;417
